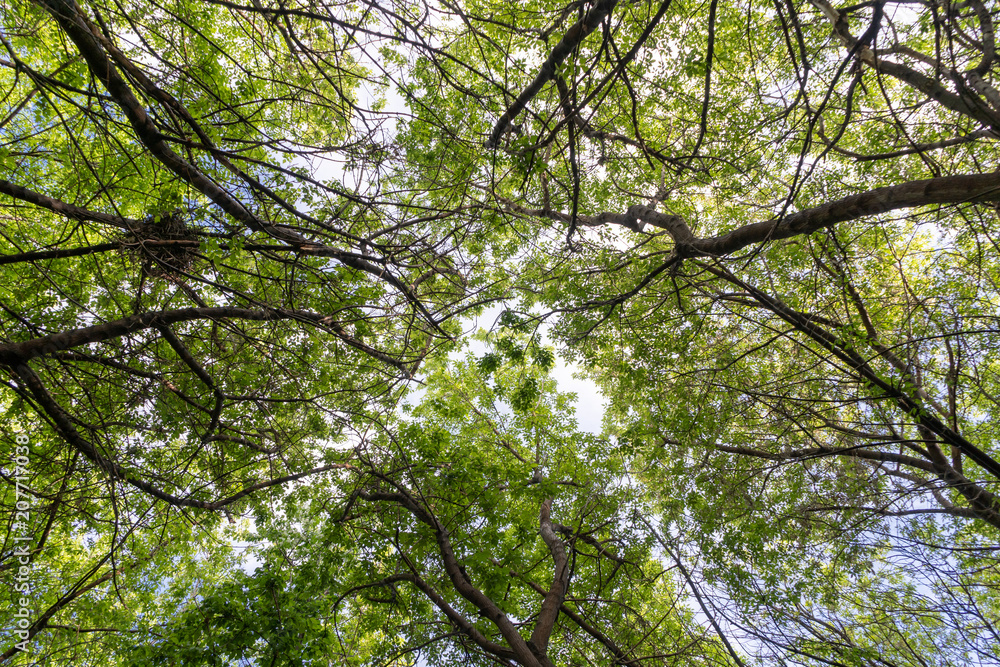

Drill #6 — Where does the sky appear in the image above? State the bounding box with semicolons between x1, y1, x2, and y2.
456;304;607;435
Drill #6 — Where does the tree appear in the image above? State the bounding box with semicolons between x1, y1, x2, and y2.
1;0;999;664
126;334;735;667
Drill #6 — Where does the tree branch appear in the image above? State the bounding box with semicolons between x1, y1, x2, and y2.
530;497;570;657
486;0;619;148
12;363;352;510
359;488;546;667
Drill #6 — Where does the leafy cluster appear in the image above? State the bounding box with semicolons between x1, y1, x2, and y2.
2;0;1000;665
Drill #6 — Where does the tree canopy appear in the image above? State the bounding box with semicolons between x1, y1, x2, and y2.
1;0;999;664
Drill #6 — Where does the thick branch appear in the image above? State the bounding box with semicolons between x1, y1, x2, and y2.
582;172;1000;257
712;442;938;473
0;306;411;371
704;264;1000;487
13;363;352;510
35;0;439;325
359;489;545;667
37;0;269;233
922;440;1000;529
391;571;519;662
693;172;1000;256
808;0;1000;129
0;307;283;366
486;0;619;148
0;179;136;229
507;561;642;667
530;498;570;657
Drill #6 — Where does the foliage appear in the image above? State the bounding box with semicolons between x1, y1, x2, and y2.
1;0;1000;664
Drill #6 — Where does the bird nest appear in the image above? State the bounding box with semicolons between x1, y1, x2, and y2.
122;212;200;280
